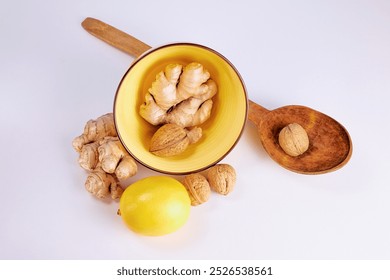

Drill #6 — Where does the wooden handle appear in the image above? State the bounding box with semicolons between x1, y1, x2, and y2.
81;17;152;57
248;100;270;127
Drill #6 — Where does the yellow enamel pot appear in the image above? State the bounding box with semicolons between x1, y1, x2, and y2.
114;43;248;174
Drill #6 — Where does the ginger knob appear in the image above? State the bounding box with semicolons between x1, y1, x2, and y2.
278;123;309;156
72;113;116;152
78;142;100;171
182;173;211;206
73;113;138;200
207;164;236;195
139;62;217;128
149;124;202;157
85;165;124;200
98;136;138;180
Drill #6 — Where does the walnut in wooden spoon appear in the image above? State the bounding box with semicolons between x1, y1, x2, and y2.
81;17;352;174
249;101;352;174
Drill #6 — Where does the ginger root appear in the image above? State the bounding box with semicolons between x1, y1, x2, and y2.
73;113;138;200
85;165;123;200
140;62;217;128
98;136;138;180
72;113;116;152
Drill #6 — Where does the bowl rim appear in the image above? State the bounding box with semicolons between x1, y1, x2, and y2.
113;42;249;175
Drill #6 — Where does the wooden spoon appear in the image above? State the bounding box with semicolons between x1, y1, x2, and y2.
81;17;352;174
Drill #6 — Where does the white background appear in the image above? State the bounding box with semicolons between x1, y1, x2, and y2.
1;0;389;260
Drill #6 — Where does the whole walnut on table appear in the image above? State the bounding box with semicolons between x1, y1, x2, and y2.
207;164;236;195
182;173;211;206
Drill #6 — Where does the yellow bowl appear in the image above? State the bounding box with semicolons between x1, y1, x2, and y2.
114;43;248;174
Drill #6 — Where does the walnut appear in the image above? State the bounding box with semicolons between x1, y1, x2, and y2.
207;164;236;195
182;173;210;206
149;124;202;157
278;123;309;156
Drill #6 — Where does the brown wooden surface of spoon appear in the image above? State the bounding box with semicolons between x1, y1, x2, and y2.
81;17;151;57
81;17;353;174
248;101;352;174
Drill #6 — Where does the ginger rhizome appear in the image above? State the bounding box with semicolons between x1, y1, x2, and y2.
73;113;137;199
85;164;123;199
72;113;116;152
140;62;217;128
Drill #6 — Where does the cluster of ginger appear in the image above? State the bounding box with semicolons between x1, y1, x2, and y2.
140;62;217;156
72;113;137;199
72;113;237;204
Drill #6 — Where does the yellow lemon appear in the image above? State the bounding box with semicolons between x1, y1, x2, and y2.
119;176;191;236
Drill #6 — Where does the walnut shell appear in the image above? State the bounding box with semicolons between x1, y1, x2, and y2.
150;124;189;156
149;124;202;157
278;123;309;156
207;164;236;195
182;173;210;206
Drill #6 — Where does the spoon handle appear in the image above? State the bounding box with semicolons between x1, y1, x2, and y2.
248;100;270;127
81;17;152;57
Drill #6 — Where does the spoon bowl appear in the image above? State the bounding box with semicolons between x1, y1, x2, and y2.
249;101;352;174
